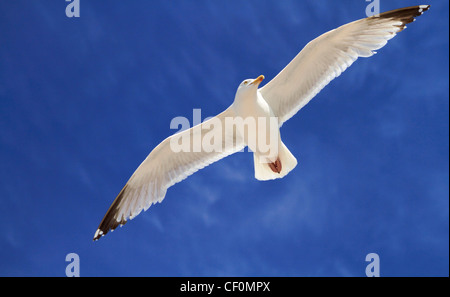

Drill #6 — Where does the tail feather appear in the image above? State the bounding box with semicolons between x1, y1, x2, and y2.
254;141;297;181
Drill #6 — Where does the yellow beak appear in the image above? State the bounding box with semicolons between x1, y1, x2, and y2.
250;75;265;86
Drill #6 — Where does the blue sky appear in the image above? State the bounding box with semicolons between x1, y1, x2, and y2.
0;0;448;276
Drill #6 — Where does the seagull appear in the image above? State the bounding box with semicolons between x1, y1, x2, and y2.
93;5;430;241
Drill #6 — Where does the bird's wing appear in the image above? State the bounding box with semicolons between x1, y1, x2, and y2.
94;106;244;240
260;5;430;126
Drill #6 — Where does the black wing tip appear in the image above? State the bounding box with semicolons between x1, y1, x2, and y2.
377;5;430;18
93;184;129;241
93;219;127;241
373;5;430;31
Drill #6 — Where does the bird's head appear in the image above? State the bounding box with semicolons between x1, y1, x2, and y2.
236;75;265;97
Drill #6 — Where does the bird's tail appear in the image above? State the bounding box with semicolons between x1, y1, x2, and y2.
253;140;297;181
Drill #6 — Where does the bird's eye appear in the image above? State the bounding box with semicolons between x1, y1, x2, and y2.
243;81;248;85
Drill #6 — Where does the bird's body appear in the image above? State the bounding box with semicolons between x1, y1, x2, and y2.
232;75;298;178
94;5;430;241
232;76;280;165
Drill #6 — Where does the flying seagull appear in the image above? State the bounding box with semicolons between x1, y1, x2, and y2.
94;5;430;241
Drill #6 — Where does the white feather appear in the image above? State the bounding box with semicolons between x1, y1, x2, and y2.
260;14;418;126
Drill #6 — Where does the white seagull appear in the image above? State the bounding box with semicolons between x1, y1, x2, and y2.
94;5;430;241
